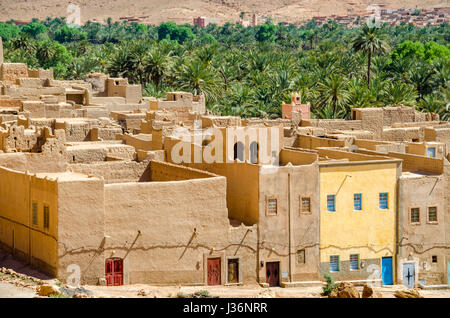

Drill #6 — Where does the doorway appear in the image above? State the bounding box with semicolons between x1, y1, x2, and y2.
266;262;280;287
207;258;221;285
382;257;393;285
402;263;415;289
447;261;450;285
105;258;123;286
227;259;239;284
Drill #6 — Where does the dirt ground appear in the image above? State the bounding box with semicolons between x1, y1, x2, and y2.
83;283;450;298
1;249;449;298
0;282;36;298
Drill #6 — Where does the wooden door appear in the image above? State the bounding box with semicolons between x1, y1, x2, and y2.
227;259;239;284
105;258;123;286
207;258;221;285
266;262;280;287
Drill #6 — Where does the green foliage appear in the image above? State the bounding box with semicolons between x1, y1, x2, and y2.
157;22;194;43
22;22;47;38
392;40;450;63
0;23;20;41
322;273;338;296
255;23;277;42
54;25;88;43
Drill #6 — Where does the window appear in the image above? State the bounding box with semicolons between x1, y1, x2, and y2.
43;206;49;229
267;198;278;215
32;202;38;226
300;197;311;213
249;142;258;164
327;195;335;212
427;147;436;158
297;249;305;264
432;255;437;263
410;208;420;224
349;254;359;271
379;193;388;210
233;142;244;162
353;193;362;211
428;207;437;223
330;255;339;272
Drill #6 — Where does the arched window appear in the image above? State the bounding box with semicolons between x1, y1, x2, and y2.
250;142;259;164
233;142;244;162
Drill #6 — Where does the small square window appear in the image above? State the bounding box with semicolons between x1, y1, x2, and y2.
349;254;359;271
300;197;311;213
410;208;420;224
327;195;335;212
267;198;277;215
297;249;306;264
353;193;362;211
379;193;388;209
330;255;339;272
428;207;437;223
432;255;437;263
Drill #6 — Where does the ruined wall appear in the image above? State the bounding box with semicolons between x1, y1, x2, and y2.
69;161;150;183
66;143;135;164
0;63;28;85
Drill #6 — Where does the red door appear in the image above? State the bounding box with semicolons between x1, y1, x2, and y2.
105;258;123;286
266;262;280;287
207;258;221;285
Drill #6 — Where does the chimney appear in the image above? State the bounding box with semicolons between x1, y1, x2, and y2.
252;13;258;26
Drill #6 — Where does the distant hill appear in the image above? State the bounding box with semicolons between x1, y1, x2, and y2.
0;0;447;25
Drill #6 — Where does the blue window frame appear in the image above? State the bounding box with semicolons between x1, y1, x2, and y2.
330;255;339;272
354;193;362;211
327;195;335;212
379;193;388;210
349;254;359;271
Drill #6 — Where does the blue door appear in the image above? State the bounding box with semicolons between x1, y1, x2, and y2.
448;262;450;285
382;257;393;285
403;263;415;289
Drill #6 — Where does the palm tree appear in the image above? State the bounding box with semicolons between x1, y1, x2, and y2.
173;58;222;103
314;74;350;118
352;24;388;87
381;81;418;106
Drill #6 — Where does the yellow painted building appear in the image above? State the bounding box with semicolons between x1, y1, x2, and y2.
319;160;401;284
